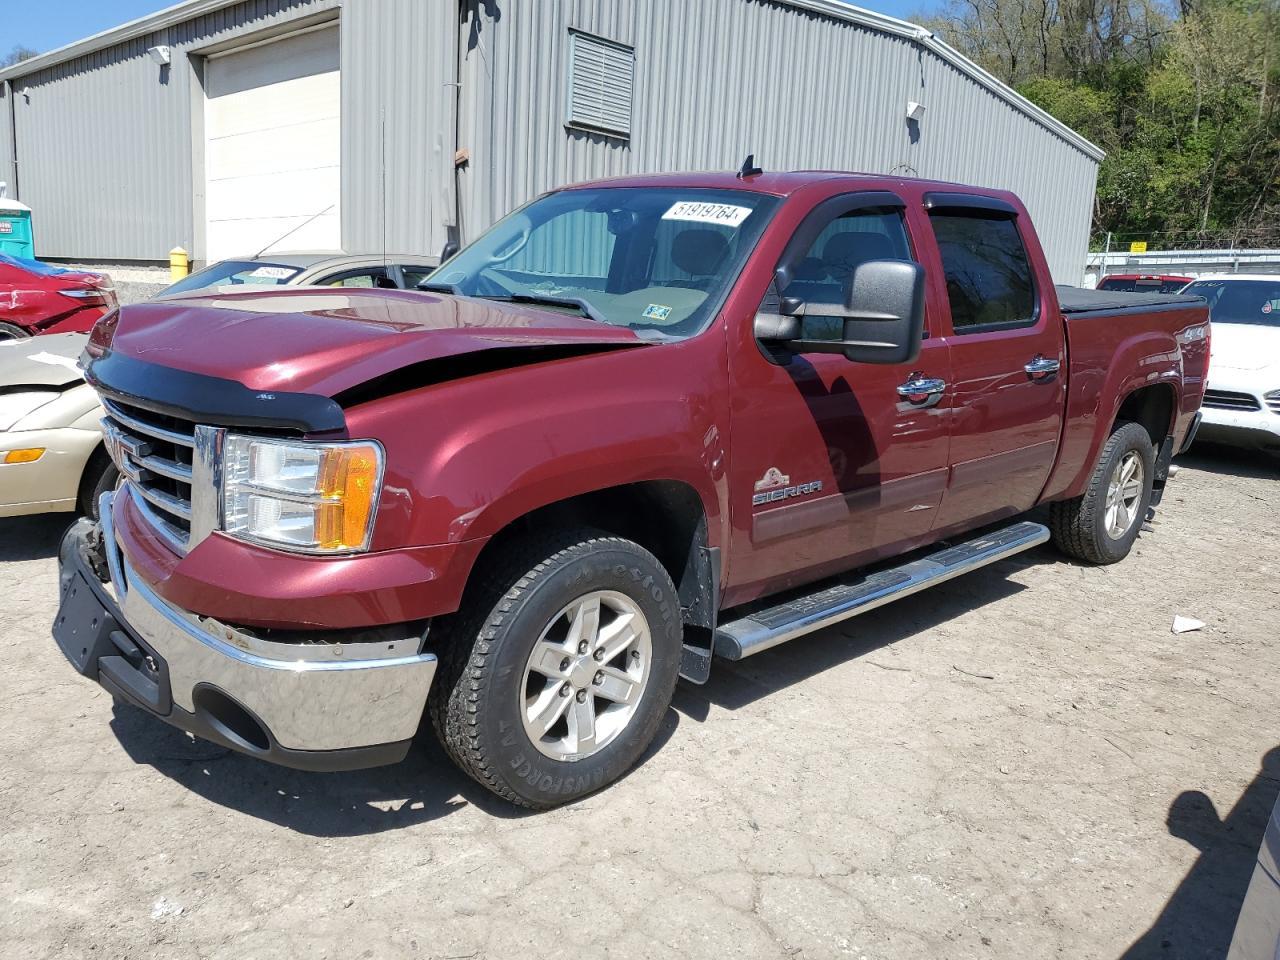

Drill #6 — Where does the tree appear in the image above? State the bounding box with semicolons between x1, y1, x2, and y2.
0;46;38;69
916;0;1280;248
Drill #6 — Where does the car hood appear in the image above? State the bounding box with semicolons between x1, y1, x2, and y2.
1209;321;1280;375
95;288;647;398
0;332;89;388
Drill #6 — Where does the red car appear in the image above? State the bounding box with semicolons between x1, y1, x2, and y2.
0;254;117;340
55;169;1210;808
1096;273;1192;294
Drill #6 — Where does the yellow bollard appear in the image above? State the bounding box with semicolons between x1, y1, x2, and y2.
169;246;189;282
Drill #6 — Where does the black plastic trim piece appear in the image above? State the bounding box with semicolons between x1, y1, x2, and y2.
83;348;347;436
1178;411;1202;455
922;192;1018;217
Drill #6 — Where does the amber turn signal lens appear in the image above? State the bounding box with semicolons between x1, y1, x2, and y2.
3;448;45;464
315;443;383;551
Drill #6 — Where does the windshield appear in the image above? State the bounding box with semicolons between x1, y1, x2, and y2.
160;259;304;296
1183;279;1280;327
428;187;780;339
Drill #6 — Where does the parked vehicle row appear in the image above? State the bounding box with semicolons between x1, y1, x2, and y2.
50;168;1209;808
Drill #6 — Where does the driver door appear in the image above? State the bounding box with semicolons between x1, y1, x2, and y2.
724;192;952;603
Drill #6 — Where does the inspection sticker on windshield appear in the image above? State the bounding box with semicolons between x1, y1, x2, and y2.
642;304;672;321
662;201;752;227
248;266;295;280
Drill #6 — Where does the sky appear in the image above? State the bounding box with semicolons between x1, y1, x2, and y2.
2;0;938;57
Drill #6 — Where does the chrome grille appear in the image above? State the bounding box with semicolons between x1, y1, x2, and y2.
1202;389;1262;412
101;397;197;550
1267;393;1280;416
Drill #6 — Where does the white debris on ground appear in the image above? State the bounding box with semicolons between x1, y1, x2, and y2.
1171;614;1206;634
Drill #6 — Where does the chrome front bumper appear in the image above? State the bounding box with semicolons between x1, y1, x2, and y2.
52;493;438;770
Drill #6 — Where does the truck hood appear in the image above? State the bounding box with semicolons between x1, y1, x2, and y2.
96;288;647;398
1209;322;1280;374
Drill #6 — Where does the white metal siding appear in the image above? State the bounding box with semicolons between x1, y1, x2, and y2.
457;0;1099;283
339;0;456;259
5;0;336;262
203;25;340;260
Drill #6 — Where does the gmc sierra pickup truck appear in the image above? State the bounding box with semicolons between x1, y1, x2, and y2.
53;169;1209;808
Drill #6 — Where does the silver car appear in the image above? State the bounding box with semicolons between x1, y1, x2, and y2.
156;252;440;297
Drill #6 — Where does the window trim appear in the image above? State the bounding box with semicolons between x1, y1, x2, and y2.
317;266;390;288
926;205;1040;337
773;191;911;293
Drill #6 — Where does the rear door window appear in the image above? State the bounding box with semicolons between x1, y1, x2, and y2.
929;213;1036;333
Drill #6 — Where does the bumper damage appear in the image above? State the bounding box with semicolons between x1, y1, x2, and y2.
52;494;438;771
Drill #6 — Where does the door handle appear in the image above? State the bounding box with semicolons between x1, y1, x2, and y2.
1025;356;1061;380
897;376;946;407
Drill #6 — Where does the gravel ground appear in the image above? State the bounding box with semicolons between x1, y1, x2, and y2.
0;444;1276;960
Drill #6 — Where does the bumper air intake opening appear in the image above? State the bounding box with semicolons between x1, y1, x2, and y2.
191;684;271;752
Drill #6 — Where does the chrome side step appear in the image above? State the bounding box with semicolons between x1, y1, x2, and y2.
714;520;1049;660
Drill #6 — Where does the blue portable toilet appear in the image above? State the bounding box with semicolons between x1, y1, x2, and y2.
0;198;34;259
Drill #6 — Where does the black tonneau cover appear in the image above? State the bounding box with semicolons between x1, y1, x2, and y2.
1056;284;1206;314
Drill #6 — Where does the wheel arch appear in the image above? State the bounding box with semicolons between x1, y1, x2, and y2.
461;479;720;683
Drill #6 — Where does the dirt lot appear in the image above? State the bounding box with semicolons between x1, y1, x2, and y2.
1;445;1276;960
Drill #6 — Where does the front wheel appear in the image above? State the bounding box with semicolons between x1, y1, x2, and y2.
430;530;682;809
1050;420;1155;564
0;321;30;341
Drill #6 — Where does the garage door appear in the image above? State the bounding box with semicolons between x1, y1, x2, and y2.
204;26;340;262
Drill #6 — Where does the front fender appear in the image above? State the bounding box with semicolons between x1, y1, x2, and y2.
344;336;731;555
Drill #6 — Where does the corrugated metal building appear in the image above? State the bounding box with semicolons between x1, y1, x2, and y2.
0;0;1103;281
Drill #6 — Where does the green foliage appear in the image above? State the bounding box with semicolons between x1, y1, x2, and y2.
924;0;1280;247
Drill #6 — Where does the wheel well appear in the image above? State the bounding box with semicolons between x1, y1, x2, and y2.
76;443;115;515
1115;384;1176;449
477;480;707;589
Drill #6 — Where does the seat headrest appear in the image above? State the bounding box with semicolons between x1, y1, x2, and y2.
822;231;896;276
672;229;731;277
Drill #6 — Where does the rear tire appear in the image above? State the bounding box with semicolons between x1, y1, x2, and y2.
429;529;683;809
1049;420;1155;565
0;322;30;341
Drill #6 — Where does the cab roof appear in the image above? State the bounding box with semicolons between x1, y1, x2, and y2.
562;169;1007;199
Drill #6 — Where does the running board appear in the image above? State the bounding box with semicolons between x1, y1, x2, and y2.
714;520;1049;661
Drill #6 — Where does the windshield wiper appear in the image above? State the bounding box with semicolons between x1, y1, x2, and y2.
477;293;608;326
417;279;462;295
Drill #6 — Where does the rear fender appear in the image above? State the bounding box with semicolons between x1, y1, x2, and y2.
1042;329;1182;502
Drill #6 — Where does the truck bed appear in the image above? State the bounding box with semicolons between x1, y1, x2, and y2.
1055;284;1205;314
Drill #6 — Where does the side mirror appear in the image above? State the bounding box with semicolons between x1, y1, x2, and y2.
755;260;926;365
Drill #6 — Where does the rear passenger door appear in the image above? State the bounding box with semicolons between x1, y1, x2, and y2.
921;193;1066;532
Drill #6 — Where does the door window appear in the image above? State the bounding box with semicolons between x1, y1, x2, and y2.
929;213;1035;333
786;210;913;341
323;269;386;288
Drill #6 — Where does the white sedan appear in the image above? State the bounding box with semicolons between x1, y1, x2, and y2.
1182;274;1280;454
0;333;115;518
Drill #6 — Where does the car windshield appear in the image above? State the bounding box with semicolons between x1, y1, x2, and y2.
1183;279;1280;328
159;259;304;296
427;187;780;339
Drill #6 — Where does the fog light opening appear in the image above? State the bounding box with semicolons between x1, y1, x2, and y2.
192;685;271;752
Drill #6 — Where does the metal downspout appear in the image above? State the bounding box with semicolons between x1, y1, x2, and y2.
3;79;17;198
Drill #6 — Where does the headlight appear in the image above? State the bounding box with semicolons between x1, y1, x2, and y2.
0;391;59;431
222;435;385;554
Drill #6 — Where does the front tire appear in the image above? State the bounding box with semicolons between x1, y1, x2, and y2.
1050;420;1155;564
0;321;30;341
430;530;682;809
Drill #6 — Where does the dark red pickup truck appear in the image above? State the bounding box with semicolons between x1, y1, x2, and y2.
53;170;1209;808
